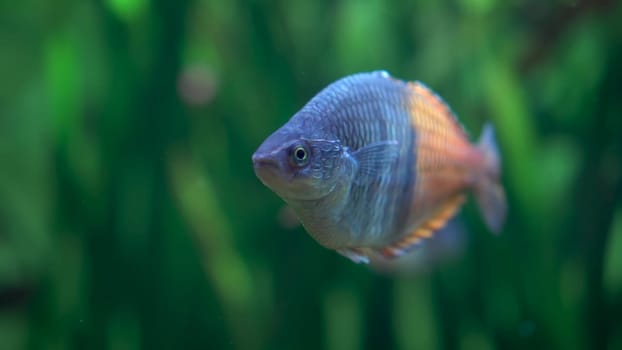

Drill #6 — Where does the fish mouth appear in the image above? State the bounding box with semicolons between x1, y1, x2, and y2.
252;152;279;170
252;152;282;185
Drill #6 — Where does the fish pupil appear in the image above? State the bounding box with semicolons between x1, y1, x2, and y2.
296;148;306;160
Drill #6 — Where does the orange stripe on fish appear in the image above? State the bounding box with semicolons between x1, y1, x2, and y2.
410;81;468;138
375;82;478;257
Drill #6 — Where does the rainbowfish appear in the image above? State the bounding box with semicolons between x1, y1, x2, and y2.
252;71;507;263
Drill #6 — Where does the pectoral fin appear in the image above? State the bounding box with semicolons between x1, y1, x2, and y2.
352;141;400;185
379;195;466;258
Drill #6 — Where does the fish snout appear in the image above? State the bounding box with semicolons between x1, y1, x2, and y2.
252;150;284;186
252;151;278;170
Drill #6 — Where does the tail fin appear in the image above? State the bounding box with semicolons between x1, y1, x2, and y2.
474;123;507;234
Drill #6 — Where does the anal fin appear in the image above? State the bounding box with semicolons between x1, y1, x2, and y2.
337;248;371;264
379;195;466;258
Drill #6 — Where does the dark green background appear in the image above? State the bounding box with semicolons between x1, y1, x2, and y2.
1;0;621;349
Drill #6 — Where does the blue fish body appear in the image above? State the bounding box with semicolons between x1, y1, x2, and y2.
252;71;506;263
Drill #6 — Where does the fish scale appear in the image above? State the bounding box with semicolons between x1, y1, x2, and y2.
338;88;415;244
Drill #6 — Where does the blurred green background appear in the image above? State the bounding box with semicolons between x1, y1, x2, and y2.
1;0;622;349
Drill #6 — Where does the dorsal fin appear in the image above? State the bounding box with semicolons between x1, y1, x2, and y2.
409;81;469;139
378;195;466;258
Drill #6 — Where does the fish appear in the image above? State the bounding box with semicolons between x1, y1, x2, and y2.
252;71;507;264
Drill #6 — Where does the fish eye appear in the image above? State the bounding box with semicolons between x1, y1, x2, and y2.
291;145;309;165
